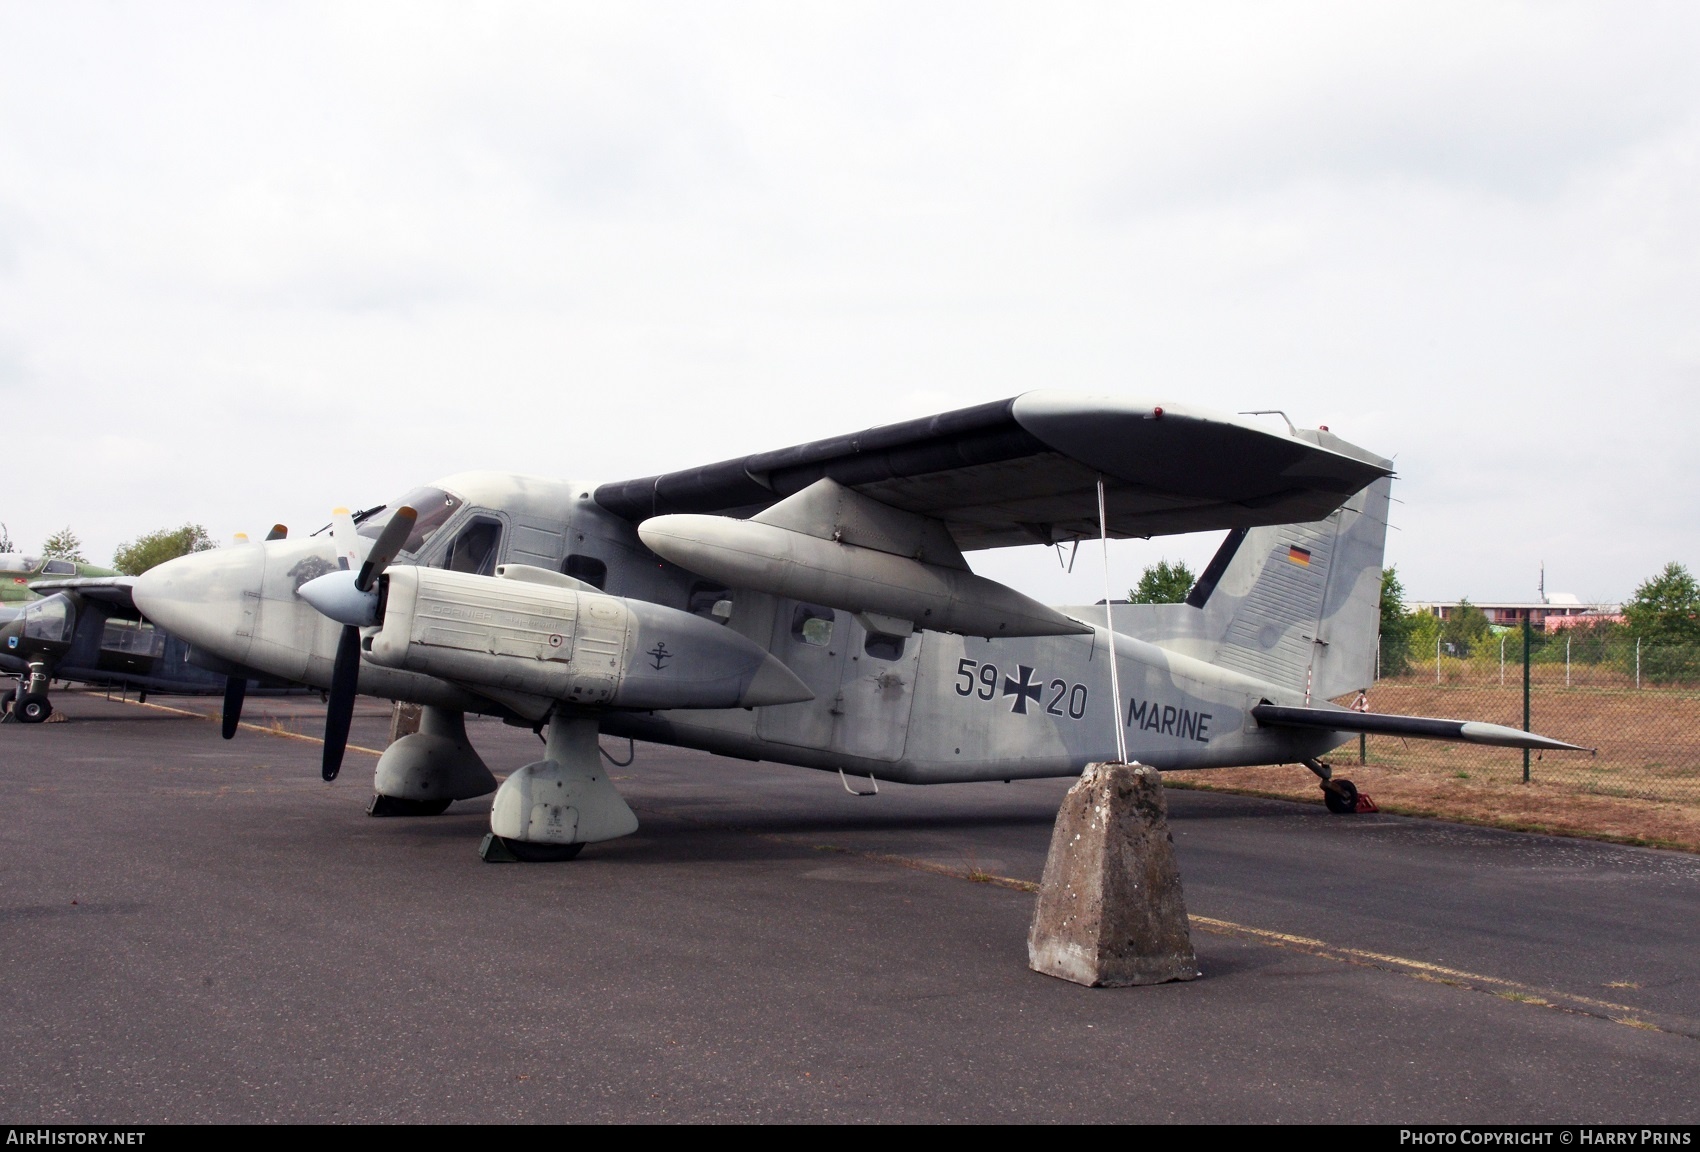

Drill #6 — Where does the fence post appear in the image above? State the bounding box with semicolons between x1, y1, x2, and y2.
1565;636;1571;688
1436;632;1442;684
1500;635;1505;687
1530;621;1543;784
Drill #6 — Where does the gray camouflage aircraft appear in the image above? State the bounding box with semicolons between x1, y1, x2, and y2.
128;393;1582;861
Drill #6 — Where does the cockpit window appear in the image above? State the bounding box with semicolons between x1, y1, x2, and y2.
43;559;76;576
21;595;73;643
357;487;462;555
0;555;39;574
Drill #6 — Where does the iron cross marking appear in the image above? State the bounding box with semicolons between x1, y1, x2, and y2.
647;642;672;670
1003;665;1042;714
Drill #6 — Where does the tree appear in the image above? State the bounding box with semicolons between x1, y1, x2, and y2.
1622;562;1700;645
113;524;215;576
1378;567;1416;676
0;522;12;553
41;527;85;562
1440;598;1492;657
1129;559;1196;604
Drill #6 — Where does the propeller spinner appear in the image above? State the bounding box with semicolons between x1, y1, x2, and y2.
296;507;416;780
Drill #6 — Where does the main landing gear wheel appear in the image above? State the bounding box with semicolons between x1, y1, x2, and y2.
16;695;52;724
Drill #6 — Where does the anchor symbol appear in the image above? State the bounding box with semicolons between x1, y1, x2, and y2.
647;642;672;670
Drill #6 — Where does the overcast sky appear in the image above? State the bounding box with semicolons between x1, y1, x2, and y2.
2;3;1696;606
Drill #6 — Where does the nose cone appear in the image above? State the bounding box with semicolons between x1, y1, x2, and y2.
132;544;266;659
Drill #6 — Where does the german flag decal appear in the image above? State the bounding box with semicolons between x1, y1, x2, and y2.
1287;545;1312;566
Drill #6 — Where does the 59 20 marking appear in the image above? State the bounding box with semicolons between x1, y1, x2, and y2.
954;658;1088;719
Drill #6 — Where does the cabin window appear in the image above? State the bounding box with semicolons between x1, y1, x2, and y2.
42;559;76;576
563;554;607;590
790;604;835;646
100;619;166;658
689;581;731;619
442;516;502;576
863;631;907;661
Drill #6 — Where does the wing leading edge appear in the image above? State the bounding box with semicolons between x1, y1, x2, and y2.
594;392;1393;551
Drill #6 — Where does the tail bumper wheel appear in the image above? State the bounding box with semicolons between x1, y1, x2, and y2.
1322;777;1360;814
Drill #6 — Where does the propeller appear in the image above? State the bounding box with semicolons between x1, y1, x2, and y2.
300;506;417;780
219;526;285;739
221;675;246;740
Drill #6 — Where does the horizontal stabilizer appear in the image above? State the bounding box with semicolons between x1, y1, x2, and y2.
1251;704;1591;752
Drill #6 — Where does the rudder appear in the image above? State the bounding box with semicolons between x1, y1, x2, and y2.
1196;470;1392;702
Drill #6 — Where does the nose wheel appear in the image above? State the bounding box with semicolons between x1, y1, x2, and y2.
4;684;52;724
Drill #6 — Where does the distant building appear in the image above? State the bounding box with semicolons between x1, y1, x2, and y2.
1410;593;1623;633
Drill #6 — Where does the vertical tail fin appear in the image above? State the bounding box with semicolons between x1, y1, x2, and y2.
1195;468;1392;701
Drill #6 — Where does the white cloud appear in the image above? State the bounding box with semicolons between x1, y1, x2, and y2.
1;1;1696;605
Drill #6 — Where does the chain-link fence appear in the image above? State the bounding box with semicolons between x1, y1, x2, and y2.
1363;629;1700;804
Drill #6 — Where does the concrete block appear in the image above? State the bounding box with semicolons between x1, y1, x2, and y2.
1028;762;1200;987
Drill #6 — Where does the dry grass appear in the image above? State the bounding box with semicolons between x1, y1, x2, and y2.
1173;764;1700;852
1177;675;1700;851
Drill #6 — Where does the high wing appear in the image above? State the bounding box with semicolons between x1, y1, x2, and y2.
593;392;1394;551
29;576;141;619
1251;704;1590;752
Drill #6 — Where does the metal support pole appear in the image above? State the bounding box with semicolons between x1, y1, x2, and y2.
1566;636;1571;689
1436;631;1442;684
1530;621;1543;784
1500;635;1505;687
1636;638;1642;690
1097;476;1129;766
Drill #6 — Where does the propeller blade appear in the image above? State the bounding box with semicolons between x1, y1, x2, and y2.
221;675;246;740
355;506;416;593
265;524;288;542
329;508;360;573
323;624;361;781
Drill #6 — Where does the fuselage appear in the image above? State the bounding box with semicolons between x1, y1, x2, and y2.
132;471;1346;781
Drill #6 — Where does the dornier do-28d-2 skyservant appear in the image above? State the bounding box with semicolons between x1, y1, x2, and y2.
123;392;1583;861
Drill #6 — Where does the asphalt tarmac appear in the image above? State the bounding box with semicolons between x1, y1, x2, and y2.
2;690;1697;1123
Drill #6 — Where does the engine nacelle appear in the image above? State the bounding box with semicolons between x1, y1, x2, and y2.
367;566;811;711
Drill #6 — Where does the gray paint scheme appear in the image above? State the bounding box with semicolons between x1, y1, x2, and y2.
130;395;1572;799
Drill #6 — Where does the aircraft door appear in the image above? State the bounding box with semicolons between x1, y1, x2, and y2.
835;621;924;762
756;602;848;750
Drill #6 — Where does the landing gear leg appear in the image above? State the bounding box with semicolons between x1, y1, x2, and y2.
368;706;496;816
481;712;638;862
13;663;53;725
1305;758;1375;815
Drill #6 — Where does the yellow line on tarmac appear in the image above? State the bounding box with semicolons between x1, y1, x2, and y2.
112;696;386;757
